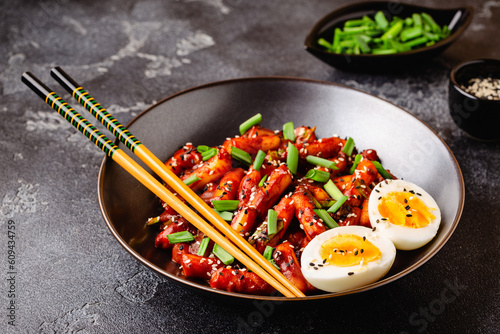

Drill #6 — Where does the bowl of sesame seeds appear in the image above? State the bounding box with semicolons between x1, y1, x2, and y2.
449;58;500;141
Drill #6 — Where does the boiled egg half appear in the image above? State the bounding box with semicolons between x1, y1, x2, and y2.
368;179;441;251
300;225;396;292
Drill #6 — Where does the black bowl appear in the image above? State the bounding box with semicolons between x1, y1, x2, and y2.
97;77;464;303
449;58;500;141
304;1;473;71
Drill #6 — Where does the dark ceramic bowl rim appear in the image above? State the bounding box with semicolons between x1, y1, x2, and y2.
97;76;465;302
450;58;500;102
305;1;473;58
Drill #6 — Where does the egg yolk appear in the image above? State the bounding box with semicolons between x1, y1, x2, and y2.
378;191;435;228
320;234;381;267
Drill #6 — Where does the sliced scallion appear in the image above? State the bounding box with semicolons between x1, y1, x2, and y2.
183;174;200;186
263;245;274;260
283;121;296;141
253;150;266;171
267;209;278;237
201;147;217;161
327;195;348;213
314;209;339;229
286;142;299;175
212;200;240;212
306;155;339;170
324;179;344;201
258;174;268;187
349;154;363;174
239;113;262;135
197;237;210;256
372;161;393;179
304;169;331;183
197;145;210;153
166;231;195;244
231;146;252;166
342;137;355;156
214;210;233;221
213;243;234;265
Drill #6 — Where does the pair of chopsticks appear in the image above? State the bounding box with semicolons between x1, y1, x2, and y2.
21;68;305;298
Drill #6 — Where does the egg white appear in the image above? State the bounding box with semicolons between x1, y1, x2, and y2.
368;179;441;251
300;226;396;293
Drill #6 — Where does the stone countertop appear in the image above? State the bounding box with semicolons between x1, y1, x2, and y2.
1;0;499;333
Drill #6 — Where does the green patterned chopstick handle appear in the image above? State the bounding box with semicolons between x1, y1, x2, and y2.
21;72;118;157
50;67;142;153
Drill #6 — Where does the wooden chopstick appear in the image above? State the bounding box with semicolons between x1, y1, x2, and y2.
22;71;304;298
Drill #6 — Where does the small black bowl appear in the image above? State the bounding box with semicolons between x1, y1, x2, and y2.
449;58;500;141
304;1;473;71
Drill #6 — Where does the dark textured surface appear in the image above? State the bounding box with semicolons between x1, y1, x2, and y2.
1;0;498;333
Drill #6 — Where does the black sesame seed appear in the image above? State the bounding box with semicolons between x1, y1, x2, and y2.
405;205;411;210
409;190;415;194
318;264;323;267
375;189;380;193
323;258;327;263
404;198;408;203
417;193;422;196
313;267;318;270
361;249;364;254
179;245;184;250
348;272;354;276
354;250;359;256
363;236;366;241
309;262;315;266
406;214;412;217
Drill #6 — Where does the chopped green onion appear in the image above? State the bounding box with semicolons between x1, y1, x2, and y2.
306;155;339;170
400;26;423;42
183;174;200;186
258;174;268;187
286;142;299;175
355;35;371;53
349;154;363;174
263;246;274;260
253;150;266;171
318;38;333;51
372;48;398;55
267;209;278;237
421;12;441;33
412;13;422;27
214;210;233;221
402;36;428;48
314;209;339;229
197;145;210;153
231;146;252;165
381;20;403;40
201;147;217;161
304;169;331;183
374;11;389;29
213;243;234;265
372;161;393;179
324;179;344;201
197;237;210;256
212;200;239;212
166;231;195;244
283;121;296;141
145;216;161;226
342;137;355;156
239;113;262;135
327;195;348;213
